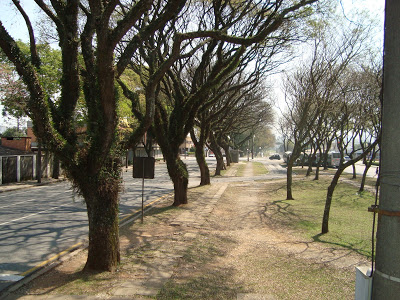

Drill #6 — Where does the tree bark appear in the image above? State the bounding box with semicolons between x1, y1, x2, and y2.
286;157;295;200
214;153;225;176
351;163;357;179
306;156;313;176
314;165;320;180
359;150;376;192
191;128;210;185
209;132;225;176
321;169;343;233
83;180;120;271
195;145;210;185
221;143;231;167
52;156;60;179
166;157;188;206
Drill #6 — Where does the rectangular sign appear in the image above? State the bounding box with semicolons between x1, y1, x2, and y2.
133;157;155;179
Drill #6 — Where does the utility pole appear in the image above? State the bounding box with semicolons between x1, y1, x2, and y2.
372;1;400;298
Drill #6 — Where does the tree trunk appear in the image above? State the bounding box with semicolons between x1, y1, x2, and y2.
222;144;231;167
215;148;226;175
352;163;357;179
52;156;60;179
195;145;210;185
306;156;313;176
191;128;210;185
77;161;121;272
166;157;188;206
321;167;344;233
286;158;295;200
84;184;120;271
360;150;377;192
314;165;320;180
209;132;225;176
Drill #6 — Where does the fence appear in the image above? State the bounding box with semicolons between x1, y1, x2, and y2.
0;152;60;185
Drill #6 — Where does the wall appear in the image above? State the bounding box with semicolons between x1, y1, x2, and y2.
1;137;32;152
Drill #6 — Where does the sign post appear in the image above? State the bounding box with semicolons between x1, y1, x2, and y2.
133;157;155;223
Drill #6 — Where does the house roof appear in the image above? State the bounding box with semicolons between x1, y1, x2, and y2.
0;145;32;156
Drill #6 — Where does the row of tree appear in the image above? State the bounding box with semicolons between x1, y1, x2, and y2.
278;17;382;234
0;0;322;272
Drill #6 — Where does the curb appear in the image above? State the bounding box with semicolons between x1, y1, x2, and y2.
0;243;85;300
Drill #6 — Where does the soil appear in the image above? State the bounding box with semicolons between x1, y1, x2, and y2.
7;161;369;299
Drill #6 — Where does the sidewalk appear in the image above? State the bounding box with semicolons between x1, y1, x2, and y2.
0;177;66;193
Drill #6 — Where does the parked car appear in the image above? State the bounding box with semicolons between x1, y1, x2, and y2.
269;154;281;160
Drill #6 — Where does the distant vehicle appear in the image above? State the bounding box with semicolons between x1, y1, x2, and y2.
208;151;215;157
269;154;281;160
344;156;351;162
328;151;341;167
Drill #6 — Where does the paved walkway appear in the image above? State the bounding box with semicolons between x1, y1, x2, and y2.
0;177;66;193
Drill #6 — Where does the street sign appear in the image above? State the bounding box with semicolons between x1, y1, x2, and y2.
133;157;155;179
132;157;155;223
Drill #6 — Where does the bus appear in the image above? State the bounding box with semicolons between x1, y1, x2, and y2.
328;151;341;167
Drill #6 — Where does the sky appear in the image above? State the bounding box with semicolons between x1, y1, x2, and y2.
0;0;386;129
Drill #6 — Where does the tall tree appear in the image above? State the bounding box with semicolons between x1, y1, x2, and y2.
282;19;367;200
122;0;320;205
192;45;276;182
0;0;185;272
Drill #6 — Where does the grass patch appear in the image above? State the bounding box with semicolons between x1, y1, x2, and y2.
235;162;247;177
240;250;354;300
264;177;376;259
253;161;268;176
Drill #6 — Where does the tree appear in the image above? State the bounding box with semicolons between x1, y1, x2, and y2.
1;126;26;137
1;42;62;127
0;0;186;272
211;86;274;174
192;45;276;182
321;63;382;234
282;16;369;200
121;0;320;205
0;56;29;129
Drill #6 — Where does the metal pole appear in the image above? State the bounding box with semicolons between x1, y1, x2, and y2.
141;162;144;224
373;1;400;297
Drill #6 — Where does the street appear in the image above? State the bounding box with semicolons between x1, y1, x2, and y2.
0;157;215;291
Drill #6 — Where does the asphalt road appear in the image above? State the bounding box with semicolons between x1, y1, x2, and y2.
0;157;215;291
